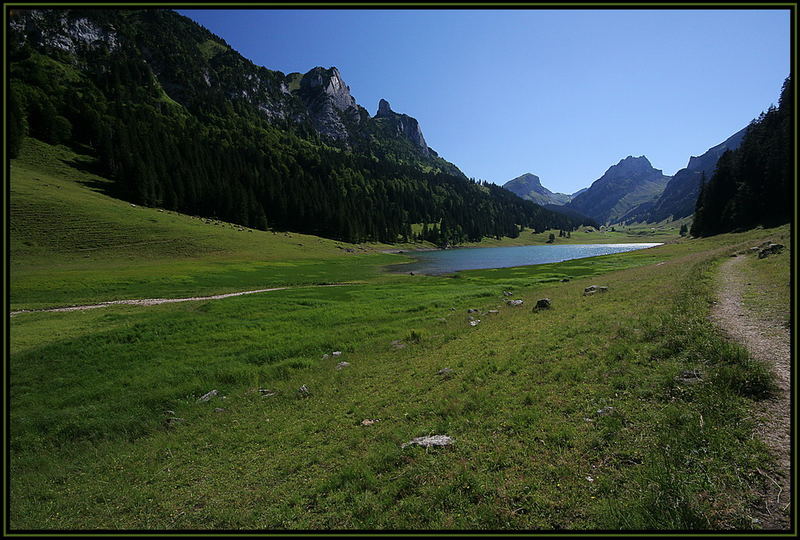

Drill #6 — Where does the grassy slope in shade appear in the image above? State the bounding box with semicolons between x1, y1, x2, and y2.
9;138;790;529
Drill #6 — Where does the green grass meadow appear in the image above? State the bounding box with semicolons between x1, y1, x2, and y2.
7;140;791;530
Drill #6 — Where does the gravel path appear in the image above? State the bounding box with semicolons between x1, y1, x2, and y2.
711;255;790;530
10;284;349;316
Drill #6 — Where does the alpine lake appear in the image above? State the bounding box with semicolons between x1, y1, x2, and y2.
392;243;664;275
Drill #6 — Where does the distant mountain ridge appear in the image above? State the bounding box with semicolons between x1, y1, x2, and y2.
502;173;574;206
565;156;671;225
620;127;749;224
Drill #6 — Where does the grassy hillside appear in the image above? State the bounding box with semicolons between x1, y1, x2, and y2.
8;139;790;530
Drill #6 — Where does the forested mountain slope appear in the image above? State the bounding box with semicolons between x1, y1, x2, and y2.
8;8;590;244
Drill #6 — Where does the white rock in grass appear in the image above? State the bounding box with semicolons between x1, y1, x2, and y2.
332;351;342;357
336;361;351;370
197;389;218;403
469;320;480;327
401;435;454;449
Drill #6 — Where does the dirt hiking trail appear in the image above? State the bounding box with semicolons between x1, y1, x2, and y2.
10;283;352;317
712;254;790;530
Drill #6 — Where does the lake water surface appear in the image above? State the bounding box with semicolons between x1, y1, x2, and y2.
394;243;663;275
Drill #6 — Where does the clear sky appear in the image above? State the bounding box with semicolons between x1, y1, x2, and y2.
178;8;791;195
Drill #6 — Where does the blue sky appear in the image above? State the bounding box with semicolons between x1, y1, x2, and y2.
178;8;791;194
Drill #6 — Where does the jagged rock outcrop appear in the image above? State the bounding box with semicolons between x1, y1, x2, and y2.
373;99;429;156
566;156;671;225
503;173;572;206
9;9;120;53
296;67;366;141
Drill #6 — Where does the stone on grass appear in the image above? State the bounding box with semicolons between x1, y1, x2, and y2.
534;298;551;310
322;353;330;360
298;385;310;397
560;278;570;282
675;370;702;384
164;417;185;428
401;435;454;449
197;389;218;403
391;340;407;349
437;368;454;378
503;291;514;297
332;351;342;357
584;285;597;294
488;310;499;315
467;308;479;313
596;406;615;416
469;320;481;327
507;299;524;307
336;361;351;370
598;286;609;293
214;408;226;413
361;419;379;426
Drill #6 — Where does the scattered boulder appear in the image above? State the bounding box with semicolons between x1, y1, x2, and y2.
469;320;481;327
534;298;551;310
322;353;330;360
361;419;379;426
164;417;185;428
596;406;615;416
401;435;454;449
584;285;597;295
336;361;351;370
332;351;342;357
675;370;702;385
197;389;219;403
437;368;454;378
758;243;785;259
503;291;514;297
560;278;570;282
298;384;310;397
259;389;277;397
467;308;479;313
507;299;524;307
598;286;609;293
213;408;226;413
488;309;500;315
391;340;407;349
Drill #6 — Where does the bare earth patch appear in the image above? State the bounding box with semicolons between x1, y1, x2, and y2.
711;255;790;530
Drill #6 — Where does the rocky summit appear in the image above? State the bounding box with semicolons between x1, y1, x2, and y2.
566;155;671;225
503;173;572;206
373;98;429;156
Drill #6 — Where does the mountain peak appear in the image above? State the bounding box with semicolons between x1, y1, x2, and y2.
503;173;572;206
377;98;393;116
515;173;542;186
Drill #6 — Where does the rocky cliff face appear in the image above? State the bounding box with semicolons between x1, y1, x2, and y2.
502;173;571;206
566;156;671;224
373;99;429;156
296;67;366;141
10;8;438;159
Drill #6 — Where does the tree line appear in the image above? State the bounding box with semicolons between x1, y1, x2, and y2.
691;76;792;237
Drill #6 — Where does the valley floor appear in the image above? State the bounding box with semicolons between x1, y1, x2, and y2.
7;140;792;531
